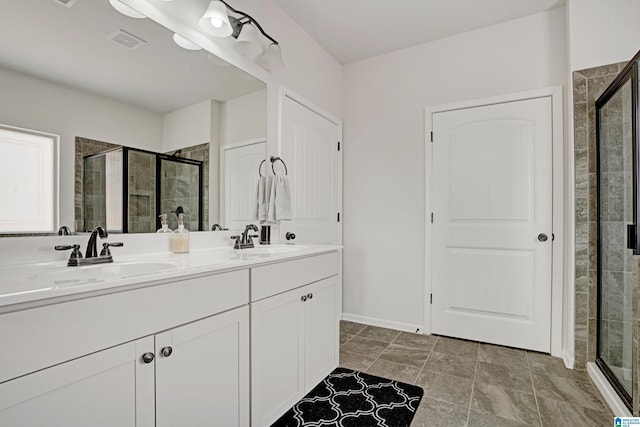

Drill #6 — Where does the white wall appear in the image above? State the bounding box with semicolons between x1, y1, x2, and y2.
568;0;640;71
163;99;219;152
342;9;567;330
0;67;163;231
221;89;267;145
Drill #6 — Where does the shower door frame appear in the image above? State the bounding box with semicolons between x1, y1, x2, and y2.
595;54;639;411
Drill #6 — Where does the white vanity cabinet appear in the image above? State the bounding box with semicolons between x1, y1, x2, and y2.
155;305;249;427
0;270;250;427
0;336;155;427
250;252;341;427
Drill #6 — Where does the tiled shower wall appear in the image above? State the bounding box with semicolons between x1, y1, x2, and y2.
573;62;628;370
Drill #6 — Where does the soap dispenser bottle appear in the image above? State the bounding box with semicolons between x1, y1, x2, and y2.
157;214;172;233
172;213;190;253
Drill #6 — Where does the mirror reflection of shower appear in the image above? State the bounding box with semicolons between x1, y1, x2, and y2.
82;145;204;233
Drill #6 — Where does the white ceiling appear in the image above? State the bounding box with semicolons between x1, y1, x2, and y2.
0;0;264;114
274;0;565;64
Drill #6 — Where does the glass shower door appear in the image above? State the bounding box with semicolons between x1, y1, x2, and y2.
596;70;634;407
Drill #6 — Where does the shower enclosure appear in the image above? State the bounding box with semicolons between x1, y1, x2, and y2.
596;50;639;410
84;146;203;233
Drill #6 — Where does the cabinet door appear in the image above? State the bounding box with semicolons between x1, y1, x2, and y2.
304;276;340;392
155;306;250;427
0;336;155;427
251;287;305;427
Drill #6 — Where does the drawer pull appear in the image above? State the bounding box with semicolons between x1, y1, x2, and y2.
161;346;173;357
301;295;307;302
142;352;155;364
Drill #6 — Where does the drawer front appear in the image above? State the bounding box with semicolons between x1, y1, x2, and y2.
251;252;340;302
0;269;249;384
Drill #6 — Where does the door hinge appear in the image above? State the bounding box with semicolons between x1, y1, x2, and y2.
430;131;433;142
430;294;433;304
337;212;340;222
337;141;341;151
430;212;434;223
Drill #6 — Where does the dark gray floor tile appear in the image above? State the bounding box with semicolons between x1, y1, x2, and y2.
341;336;388;358
366;358;421;385
471;382;540;425
468;410;537;427
478;344;528;370
526;352;590;382
475;361;534;394
379;343;431;368
340;320;367;336
537;395;612;427
424;351;476;380
410;398;469;427
357;325;402;343
433;336;479;360
532;372;610;411
339;349;376;372
416;369;473;407
393;332;438;350
340;332;354;345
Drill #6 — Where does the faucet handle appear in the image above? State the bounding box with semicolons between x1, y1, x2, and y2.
100;242;124;257
55;244;83;260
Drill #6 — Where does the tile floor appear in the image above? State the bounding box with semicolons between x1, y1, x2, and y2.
339;321;614;427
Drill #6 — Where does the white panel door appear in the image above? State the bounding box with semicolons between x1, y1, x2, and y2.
223;141;265;230
431;97;552;352
155;306;250;427
280;95;342;244
0;337;155;427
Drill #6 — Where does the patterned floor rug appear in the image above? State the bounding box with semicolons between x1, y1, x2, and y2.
271;367;424;427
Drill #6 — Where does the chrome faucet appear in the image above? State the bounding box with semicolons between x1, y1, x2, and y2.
57;225;72;235
86;226;108;258
230;224;259;249
211;224;223;231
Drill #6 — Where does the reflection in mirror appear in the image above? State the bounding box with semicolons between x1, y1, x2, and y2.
0;0;266;235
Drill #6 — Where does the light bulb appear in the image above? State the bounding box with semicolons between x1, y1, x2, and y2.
210;18;223;28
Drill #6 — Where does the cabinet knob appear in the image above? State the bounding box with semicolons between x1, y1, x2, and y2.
161;346;173;357
142;352;155;364
301;295;307;302
307;293;313;300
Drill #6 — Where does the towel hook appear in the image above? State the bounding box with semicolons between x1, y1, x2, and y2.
270;156;288;175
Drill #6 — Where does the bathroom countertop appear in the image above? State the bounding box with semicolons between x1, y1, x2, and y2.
0;244;341;312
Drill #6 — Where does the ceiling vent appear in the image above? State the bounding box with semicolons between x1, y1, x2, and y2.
108;29;147;50
54;0;80;7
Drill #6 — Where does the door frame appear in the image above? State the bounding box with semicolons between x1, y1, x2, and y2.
424;86;564;357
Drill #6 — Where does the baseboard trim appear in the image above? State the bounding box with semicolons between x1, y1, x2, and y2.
562;349;574;370
587;362;631;417
341;313;423;334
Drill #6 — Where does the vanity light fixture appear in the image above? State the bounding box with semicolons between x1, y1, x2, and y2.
109;0;146;19
198;0;284;71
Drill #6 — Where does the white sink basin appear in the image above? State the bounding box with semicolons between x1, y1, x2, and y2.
26;261;178;287
233;245;308;258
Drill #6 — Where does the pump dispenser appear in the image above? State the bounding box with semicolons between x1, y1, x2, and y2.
172;213;190;253
157;214;172;233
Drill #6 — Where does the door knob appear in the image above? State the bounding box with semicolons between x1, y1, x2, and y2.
537;233;548;242
142;352;154;364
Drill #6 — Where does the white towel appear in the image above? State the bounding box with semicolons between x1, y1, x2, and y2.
253;176;272;222
268;175;292;222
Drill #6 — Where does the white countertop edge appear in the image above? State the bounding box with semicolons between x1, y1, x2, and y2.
0;244;342;312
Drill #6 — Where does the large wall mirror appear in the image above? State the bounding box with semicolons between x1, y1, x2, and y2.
0;0;266;234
